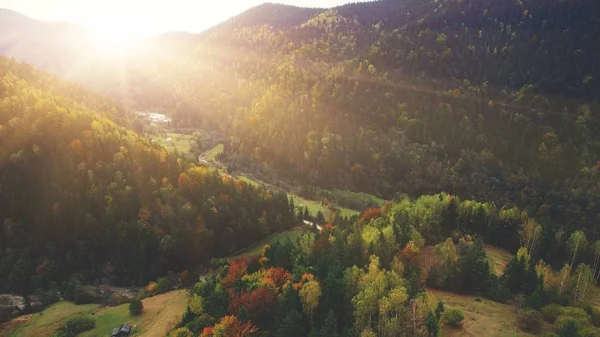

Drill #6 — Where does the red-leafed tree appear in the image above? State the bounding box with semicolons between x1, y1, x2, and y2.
222;258;248;288
229;286;276;319
199;327;215;337
264;267;292;290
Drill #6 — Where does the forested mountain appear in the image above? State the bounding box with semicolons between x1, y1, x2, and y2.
0;56;295;294
118;0;600;268
2;0;599;299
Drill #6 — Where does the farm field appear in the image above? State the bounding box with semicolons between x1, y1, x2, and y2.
151;133;194;154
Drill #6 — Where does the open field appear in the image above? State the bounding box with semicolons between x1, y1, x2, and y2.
338;205;361;218
291;194;328;218
416;245;514;280
485;245;513;276
329;189;386;207
4;290;187;337
235;174;262;188
7;302;96;337
231;174;360;219
430;289;541;336
203;143;224;162
152;133;194;154
227;227;308;261
290;194;360;219
81;290;187;337
586;284;600;309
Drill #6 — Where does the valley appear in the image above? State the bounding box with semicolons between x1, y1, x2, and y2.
1;0;600;336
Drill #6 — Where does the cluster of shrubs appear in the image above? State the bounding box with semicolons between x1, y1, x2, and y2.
442;308;465;327
517;304;600;336
52;316;95;337
135;275;178;300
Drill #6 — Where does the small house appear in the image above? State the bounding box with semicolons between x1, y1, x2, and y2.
111;323;132;337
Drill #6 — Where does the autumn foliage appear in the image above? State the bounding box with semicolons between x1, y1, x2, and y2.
228;286;277;319
200;315;258;337
263;267;292;290
359;207;381;223
222;258;248;288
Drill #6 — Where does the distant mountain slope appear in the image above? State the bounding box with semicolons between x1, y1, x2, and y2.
0;9;94;74
0;9;197;108
216;3;324;30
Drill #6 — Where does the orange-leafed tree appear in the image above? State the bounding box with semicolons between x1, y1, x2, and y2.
359;207;381;223
200;315;259;337
263;267;292;291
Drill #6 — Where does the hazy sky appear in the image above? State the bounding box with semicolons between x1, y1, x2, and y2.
0;0;365;36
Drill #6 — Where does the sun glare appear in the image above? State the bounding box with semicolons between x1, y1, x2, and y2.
93;31;132;52
88;15;149;53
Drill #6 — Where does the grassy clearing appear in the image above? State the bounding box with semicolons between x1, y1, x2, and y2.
330;189;386;207
586;284;600;309
8;302;96;337
6;291;187;337
227;227;308;261
81;290;187;337
485;245;513;276
203;143;224;162
79;304;132;337
152;133;194;154
291;195;327;218
338;206;360;218
416;245;514;281
290;194;361;219
236;174;262;188
430;289;540;336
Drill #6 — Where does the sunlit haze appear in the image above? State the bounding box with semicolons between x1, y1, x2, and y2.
0;0;366;37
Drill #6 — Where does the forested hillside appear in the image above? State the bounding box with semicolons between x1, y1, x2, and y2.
115;0;600;269
172;195;600;336
0;56;295;295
